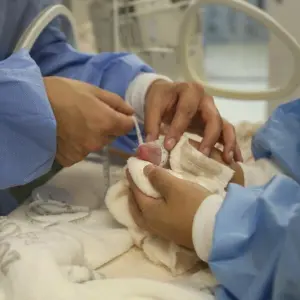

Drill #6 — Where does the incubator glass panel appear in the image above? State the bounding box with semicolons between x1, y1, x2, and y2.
201;1;269;91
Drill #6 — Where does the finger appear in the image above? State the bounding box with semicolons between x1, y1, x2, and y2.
189;139;228;165
221;121;237;164
234;144;243;162
92;87;134;115
100;106;135;136
164;84;199;150
144;96;165;142
126;170;158;211
113;112;135;136
198;97;222;156
128;190;147;229
144;165;178;199
160;123;170;135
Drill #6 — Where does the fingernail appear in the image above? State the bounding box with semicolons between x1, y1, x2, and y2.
165;138;176;150
146;134;154;142
201;147;210;156
144;165;154;177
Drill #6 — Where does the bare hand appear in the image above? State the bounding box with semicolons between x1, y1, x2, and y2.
44;77;134;166
127;165;211;249
144;80;242;163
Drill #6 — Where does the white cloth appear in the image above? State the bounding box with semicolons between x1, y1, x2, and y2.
0;218;210;300
0;159;215;300
105;134;235;275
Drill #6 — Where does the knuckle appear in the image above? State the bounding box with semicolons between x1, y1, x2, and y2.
224;120;236;136
83;138;101;152
177;81;190;90
205;94;214;104
191;82;205;94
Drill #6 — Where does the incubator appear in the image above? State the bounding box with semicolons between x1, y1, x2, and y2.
13;1;300;203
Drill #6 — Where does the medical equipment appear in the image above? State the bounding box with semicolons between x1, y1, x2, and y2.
178;0;300;101
88;0;300;102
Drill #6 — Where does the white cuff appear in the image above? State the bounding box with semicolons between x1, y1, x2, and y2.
125;73;172;121
192;194;223;263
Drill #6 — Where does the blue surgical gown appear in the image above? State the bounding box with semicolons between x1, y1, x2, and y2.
0;0;152;191
209;98;300;299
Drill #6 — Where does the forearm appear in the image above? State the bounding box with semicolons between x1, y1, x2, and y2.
30;22;156;99
0;50;56;189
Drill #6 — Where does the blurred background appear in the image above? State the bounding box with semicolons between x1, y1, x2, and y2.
62;0;297;124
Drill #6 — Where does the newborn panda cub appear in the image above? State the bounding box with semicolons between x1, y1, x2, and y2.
136;137;169;167
130;135;236;198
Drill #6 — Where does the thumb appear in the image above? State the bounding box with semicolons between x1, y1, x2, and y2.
144;165;175;198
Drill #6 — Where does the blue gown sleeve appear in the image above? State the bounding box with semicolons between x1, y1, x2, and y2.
30;20;154;153
30;21;154;99
209;177;300;300
0;50;56;189
208;98;300;300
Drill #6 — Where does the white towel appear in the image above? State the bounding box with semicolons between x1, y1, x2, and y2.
0;159;215;300
0;216;213;300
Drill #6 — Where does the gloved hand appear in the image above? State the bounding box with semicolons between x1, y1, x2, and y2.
44;76;135;167
144;80;243;164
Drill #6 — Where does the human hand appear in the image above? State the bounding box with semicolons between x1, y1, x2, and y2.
144;80;242;163
44;76;134;167
127;165;211;249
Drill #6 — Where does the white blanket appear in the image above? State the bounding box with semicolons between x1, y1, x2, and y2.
1;159;216;300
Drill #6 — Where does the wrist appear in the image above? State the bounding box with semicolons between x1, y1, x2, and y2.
125;73;172;121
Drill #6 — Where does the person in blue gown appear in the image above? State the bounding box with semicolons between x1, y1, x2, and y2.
129;97;300;299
